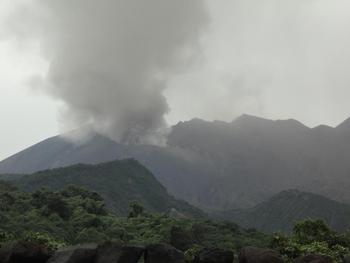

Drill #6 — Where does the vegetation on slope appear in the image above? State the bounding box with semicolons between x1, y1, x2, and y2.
214;189;350;233
0;180;268;254
272;219;350;262
9;159;204;218
4;116;350;212
2;181;350;262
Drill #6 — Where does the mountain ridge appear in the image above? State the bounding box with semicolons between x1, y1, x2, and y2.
2;114;350;210
213;189;350;233
3;159;204;218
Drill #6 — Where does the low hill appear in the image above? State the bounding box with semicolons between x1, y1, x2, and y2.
4;159;204;218
214;190;350;233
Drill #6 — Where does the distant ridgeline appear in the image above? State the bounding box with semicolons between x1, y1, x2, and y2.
213;189;350;234
0;159;204;218
2;115;350;212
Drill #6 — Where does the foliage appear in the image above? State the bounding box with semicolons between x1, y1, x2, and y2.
5;179;350;263
0;180;269;255
128;201;145;218
21;232;66;251
13;159;205;218
271;219;350;263
184;244;202;262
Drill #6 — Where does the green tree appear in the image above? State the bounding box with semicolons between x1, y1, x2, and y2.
128;201;144;218
293;219;334;245
272;219;350;262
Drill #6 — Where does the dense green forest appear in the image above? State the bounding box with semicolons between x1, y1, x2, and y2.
2;180;350;262
0;180;268;252
6;159;204;218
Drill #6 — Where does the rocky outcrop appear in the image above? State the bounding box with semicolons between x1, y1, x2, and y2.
0;241;51;263
170;226;194;251
47;244;97;263
194;248;234;263
0;242;237;263
293;254;333;263
239;247;284;263
48;244;97;263
95;241;144;263
145;244;185;263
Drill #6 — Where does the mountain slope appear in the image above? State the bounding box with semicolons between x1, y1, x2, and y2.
6;159;204;218
0;134;124;174
0;133;213;209
214;190;350;233
2;115;350;210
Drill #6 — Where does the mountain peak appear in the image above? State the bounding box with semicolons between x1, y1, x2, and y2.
336;117;350;131
234;114;271;123
312;124;334;135
275;119;310;130
233;114;309;131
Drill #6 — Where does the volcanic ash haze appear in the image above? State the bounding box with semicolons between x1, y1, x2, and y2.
15;0;209;144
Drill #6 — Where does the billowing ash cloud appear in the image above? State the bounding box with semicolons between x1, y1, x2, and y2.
19;0;209;144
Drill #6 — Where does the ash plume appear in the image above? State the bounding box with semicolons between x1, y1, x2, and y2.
17;0;209;144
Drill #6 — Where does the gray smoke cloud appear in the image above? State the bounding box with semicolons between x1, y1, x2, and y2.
13;0;208;144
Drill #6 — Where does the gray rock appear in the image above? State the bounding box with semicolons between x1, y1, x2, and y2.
343;255;350;263
0;241;51;263
194;248;234;263
293;254;333;263
95;241;144;263
239;247;284;263
145;244;185;263
47;244;97;263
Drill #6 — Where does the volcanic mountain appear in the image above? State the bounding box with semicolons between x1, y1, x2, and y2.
2;115;350;210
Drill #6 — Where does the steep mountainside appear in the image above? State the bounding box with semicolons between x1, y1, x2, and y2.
214;190;350;233
0;133;212;209
5;159;204;218
2;115;350;210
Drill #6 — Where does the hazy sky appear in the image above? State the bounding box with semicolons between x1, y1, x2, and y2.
1;0;350;160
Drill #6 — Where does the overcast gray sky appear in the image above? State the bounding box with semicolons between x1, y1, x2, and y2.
1;0;350;160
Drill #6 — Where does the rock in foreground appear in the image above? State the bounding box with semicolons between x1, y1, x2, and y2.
239;246;284;263
47;244;97;263
293;254;333;263
194;248;234;263
0;241;51;263
145;244;185;263
95;241;144;263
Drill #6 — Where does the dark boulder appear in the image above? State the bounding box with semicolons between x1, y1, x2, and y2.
95;241;144;263
194;248;233;263
0;241;51;263
293;254;333;263
47;244;97;263
145;244;185;263
239;247;284;263
170;226;194;251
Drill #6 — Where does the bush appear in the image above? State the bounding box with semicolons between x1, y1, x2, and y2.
272;219;350;262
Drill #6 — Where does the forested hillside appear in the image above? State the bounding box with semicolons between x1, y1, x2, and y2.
214;190;350;233
2;181;350;262
0;180;268;254
4;159;203;218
